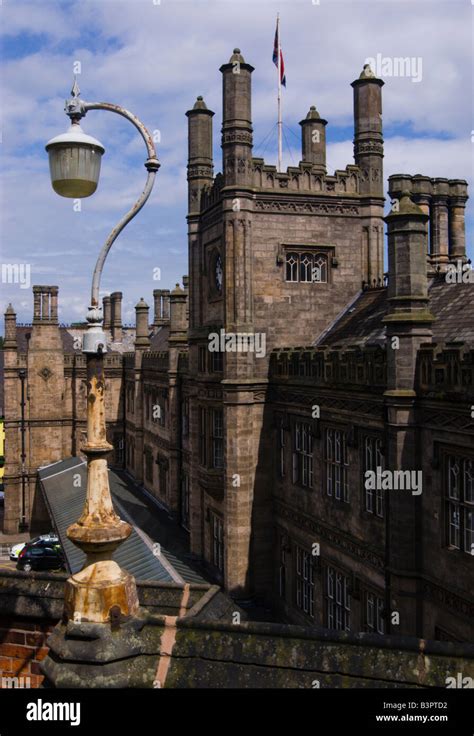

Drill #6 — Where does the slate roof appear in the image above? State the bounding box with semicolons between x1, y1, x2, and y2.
316;277;474;349
38;457;205;584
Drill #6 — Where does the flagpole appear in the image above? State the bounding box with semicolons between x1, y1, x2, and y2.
277;13;282;173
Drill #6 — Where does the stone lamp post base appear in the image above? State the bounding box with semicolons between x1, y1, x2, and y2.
64;560;140;625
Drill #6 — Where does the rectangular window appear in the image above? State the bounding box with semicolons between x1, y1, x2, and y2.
212;409;224;469
114;435;124;466
199;407;207;466
198;346;207;373
211;351;223;373
295;545;314;618
181;473;190;531
446;454;474;554
326;565;350;631
181;397;189;438
325;428;349;502
278;424;286;477
364;591;385;634
279;535;288;598
292;422;313;488
285;251;328;284
364;435;384;517
145;449;153;483
210;511;224;571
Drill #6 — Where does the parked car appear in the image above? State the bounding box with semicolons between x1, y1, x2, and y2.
17;542;64;573
10;532;59;561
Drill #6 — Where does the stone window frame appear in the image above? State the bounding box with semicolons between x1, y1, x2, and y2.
180;472;190;532
291;418;314;489
362;434;385;519
278;243;335;284
295;543;315;619
443;450;474;555
325;563;351;632
362;587;385;634
324;425;350;504
209;509;224;572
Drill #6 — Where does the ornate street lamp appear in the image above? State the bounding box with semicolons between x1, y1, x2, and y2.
46;80;160;624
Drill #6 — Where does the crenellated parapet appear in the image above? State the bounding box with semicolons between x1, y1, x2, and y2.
251;160;360;195
270;344;386;389
417;342;474;398
142;351;169;372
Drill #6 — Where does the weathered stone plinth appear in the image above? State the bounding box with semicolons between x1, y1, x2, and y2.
64;560;139;624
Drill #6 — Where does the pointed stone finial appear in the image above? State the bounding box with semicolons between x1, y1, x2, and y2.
360;63;375;79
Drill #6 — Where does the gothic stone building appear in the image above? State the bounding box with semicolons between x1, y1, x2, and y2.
2;51;473;644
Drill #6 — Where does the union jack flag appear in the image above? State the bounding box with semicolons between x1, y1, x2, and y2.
272;21;286;87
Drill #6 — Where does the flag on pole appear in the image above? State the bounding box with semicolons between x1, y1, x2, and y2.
272;20;286;87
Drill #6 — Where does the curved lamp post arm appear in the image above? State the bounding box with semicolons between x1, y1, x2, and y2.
81;101;160;308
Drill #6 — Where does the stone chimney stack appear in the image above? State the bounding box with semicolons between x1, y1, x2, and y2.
186;96;214;215
299;106;327;172
220;48;254;187
32;286;59;325
448;179;468;262
153;288;171;327
182;275;189;321
383;191;434;394
110;291;123;342
352;64;385;287
169;284;187;344
134;298;150;350
3;303;17;350
351;64;384;198
102;295;112;330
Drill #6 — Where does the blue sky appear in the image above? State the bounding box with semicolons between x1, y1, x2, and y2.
1;0;473;327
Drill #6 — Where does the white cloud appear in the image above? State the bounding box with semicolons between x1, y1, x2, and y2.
1;0;472;324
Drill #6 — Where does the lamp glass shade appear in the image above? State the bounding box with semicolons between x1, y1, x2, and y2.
45;124;105;198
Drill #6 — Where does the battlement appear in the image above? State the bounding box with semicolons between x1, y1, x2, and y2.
251;160;360;196
417;342;474;397
142;351;169;371
270;344;386;389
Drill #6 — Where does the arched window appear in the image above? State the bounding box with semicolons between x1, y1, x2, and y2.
284;251;329;283
286;252;298;282
313;255;328;283
300;253;313;282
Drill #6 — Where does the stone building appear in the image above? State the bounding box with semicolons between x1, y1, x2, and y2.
2;51;473;644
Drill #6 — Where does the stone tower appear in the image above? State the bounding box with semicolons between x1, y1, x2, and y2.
185;53;387;597
383;192;434;634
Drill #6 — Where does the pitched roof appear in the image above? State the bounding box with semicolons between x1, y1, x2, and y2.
38;458;205;584
316;277;474;349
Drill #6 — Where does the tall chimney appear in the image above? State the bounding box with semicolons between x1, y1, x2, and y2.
220;48;254;187
169;284;187;344
162;289;170;321
182;275;189;321
103;295;112;330
299;106;327;172
430;178;450;271
448;179;469;262
186;96;214;215
32;286;59;325
3;303;17;350
351;64;384;198
134;298;150;350
110;291;123;342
